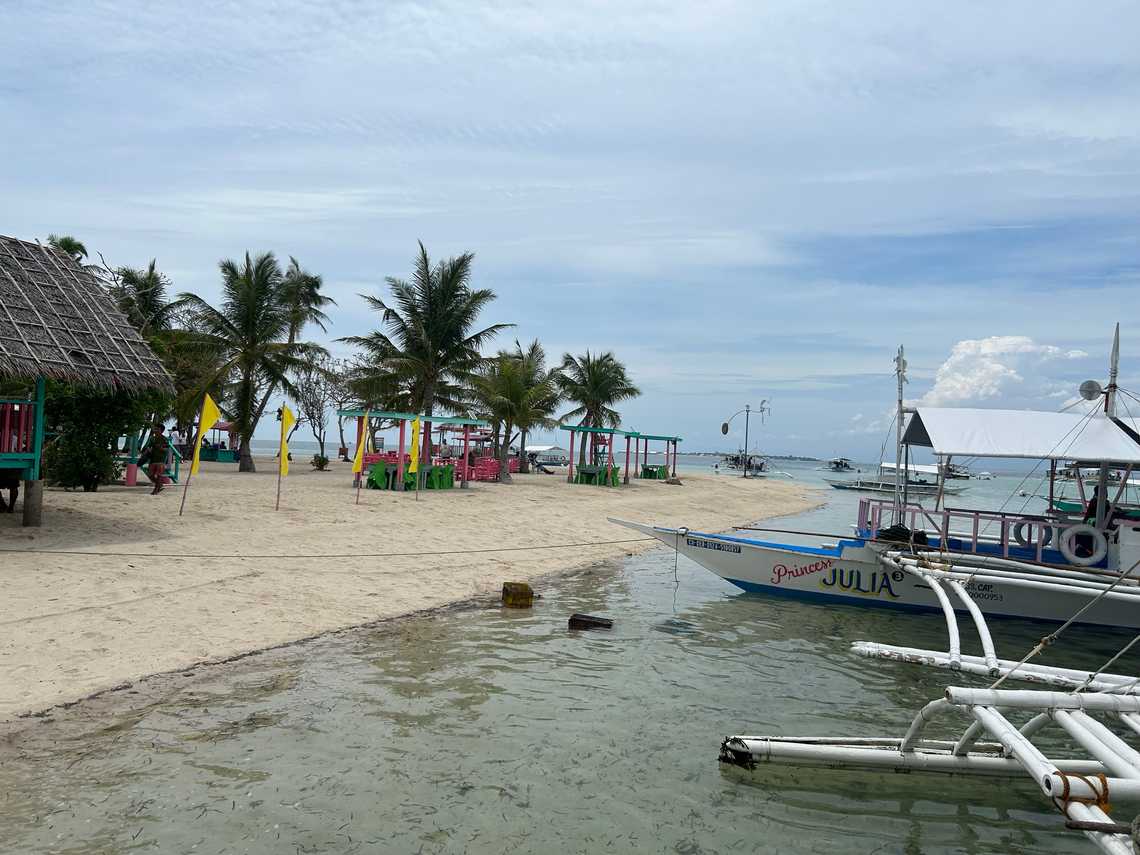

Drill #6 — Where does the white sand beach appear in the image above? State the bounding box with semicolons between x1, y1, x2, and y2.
0;461;818;720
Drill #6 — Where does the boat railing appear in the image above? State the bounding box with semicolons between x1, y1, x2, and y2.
857;497;1081;562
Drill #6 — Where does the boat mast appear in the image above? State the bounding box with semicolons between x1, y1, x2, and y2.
1095;324;1120;528
893;345;907;525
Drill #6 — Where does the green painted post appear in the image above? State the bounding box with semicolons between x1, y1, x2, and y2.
29;377;45;480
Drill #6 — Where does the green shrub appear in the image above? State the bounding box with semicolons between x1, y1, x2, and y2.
44;434;124;491
43;383;170;491
311;454;330;471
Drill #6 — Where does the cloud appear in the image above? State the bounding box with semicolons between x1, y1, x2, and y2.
918;336;1090;408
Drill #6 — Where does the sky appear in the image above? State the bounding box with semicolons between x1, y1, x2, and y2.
2;1;1138;456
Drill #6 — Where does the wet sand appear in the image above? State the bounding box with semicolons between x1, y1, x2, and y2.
0;459;819;721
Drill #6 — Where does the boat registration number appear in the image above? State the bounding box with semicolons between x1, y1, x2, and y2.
685;537;741;554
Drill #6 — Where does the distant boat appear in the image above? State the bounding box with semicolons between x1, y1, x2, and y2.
824;477;965;496
825;457;855;472
722;452;767;475
526;445;569;467
826;462;968;496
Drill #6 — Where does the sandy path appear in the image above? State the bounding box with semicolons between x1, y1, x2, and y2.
0;459;819;720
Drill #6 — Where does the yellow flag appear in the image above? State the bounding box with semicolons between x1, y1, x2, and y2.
279;405;296;477
352;411;371;474
191;394;221;475
408;417;421;473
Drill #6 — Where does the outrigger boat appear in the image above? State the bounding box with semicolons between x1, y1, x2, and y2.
824;456;855;472
614;330;1140;630
824;461;968;497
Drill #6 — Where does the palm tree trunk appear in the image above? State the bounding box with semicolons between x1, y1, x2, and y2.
420;380;435;489
518;428;529;474
499;419;513;482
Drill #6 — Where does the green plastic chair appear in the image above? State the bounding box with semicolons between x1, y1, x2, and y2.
366;462;387;489
443;465;455;488
610;466;620;487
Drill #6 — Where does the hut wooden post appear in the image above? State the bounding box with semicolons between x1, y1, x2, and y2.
461;424;471;489
623;433;631;485
21;378;46;527
567;430;576;483
125;433;139;487
421;417;432;490
396;418;407;492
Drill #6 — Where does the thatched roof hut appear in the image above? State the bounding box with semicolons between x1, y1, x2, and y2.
0;234;173;391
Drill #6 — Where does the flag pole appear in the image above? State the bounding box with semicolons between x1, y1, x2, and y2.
275;456;283;512
354;412;368;505
275;410;285;511
178;429;198;517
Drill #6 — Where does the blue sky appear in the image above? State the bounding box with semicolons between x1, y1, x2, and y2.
2;1;1137;456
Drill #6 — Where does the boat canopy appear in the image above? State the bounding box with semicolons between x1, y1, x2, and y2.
901;407;1140;463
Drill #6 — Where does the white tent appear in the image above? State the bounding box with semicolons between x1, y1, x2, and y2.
901;408;1140;463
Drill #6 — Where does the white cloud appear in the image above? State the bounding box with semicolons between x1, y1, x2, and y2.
918;336;1090;408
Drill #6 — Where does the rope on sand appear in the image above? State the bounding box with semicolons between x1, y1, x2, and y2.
0;537;655;561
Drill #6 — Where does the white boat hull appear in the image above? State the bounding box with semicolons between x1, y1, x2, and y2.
612;519;1140;629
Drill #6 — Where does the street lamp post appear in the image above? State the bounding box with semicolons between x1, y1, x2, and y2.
721;400;767;479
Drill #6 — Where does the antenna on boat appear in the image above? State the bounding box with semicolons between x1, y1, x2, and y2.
893;346;908;526
1093;324;1120;528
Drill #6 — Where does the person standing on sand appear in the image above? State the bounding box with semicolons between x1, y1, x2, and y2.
142;424;169;495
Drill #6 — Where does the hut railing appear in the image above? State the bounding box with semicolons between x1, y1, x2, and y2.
0;399;35;458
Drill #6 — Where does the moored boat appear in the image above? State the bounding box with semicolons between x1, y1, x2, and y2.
614;332;1140;629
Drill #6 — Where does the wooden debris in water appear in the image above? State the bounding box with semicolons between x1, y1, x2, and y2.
501;582;534;608
568;613;612;630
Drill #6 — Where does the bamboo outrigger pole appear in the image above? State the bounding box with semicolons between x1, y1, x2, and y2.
893;345;907;526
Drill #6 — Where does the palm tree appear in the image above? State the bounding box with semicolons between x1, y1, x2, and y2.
47;234;88;262
558;351;640;466
175;252;313;472
115;260;178;338
340;242;512;470
281;256;335;342
472;342;561;481
256;257;335;428
511;339;561;474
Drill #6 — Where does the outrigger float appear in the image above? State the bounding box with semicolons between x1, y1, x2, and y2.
614;330;1140;630
717;545;1140;854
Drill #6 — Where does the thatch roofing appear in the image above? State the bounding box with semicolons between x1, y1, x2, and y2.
0;234;173;391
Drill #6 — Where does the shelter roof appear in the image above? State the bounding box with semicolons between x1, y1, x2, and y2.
560;424;620;435
901;407;1140;463
335;409;489;427
638;433;683;442
0;235;172;391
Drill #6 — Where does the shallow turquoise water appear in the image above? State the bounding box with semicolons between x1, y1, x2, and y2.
2;553;1133;853
0;468;1133;854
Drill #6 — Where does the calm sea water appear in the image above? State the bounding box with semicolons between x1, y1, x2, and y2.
1;461;1130;854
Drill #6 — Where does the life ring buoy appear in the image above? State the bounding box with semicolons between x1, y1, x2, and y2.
1058;524;1108;566
1013;521;1053;549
